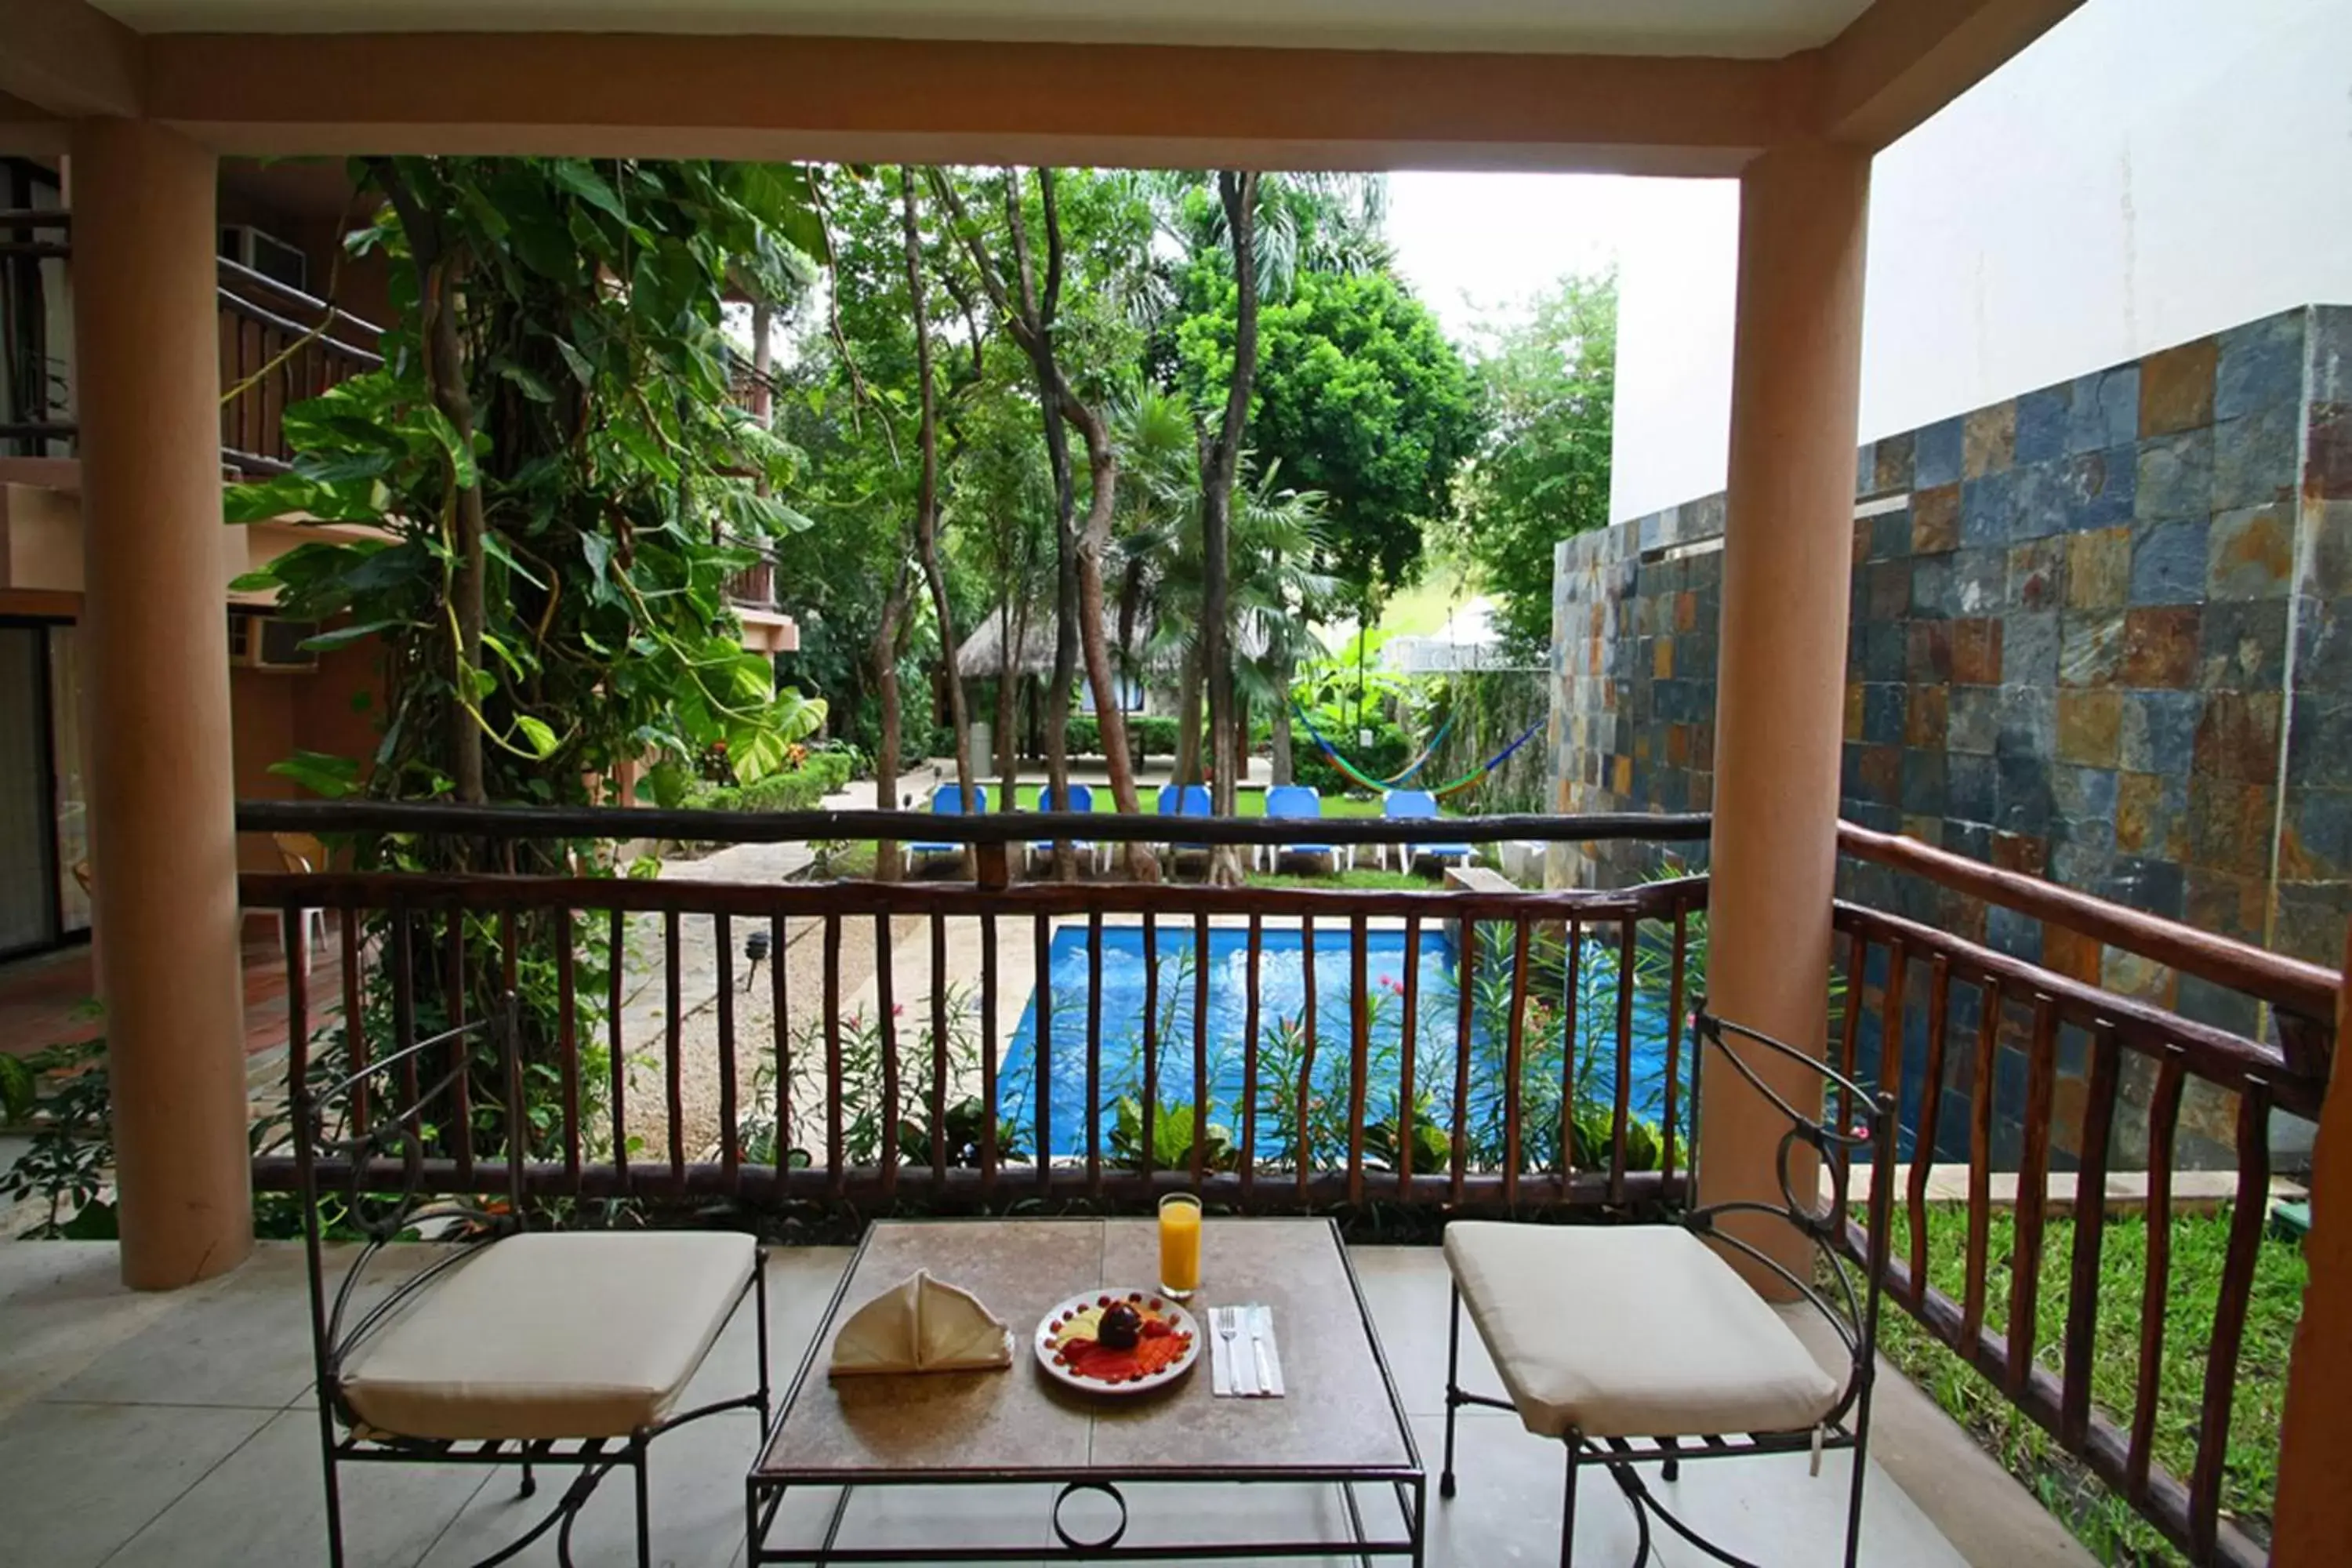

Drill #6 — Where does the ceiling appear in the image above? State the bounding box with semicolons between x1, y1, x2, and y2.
91;0;1876;58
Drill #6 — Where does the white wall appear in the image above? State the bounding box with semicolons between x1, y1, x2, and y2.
1607;0;2352;524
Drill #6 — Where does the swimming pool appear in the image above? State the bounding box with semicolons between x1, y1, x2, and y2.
996;922;1679;1162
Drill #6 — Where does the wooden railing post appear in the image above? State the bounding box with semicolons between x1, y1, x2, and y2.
2271;926;2352;1566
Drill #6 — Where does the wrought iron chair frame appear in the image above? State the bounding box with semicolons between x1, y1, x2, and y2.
1437;1005;1897;1568
283;949;773;1568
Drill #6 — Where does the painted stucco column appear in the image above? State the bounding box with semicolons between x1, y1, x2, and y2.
70;118;253;1289
2270;926;2352;1566
1700;139;1871;1290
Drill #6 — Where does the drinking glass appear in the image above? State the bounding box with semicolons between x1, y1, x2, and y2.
1157;1192;1202;1300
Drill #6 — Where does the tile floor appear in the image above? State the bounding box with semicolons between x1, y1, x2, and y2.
0;1239;2000;1567
0;929;339;1065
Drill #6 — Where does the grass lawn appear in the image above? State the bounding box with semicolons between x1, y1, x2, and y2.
1245;864;1433;891
1874;1203;2301;1566
996;782;1395;818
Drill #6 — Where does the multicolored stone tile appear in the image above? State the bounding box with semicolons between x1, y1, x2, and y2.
2119;605;2201;688
1964;402;2016;478
1548;305;2347;1062
2139;336;2218;438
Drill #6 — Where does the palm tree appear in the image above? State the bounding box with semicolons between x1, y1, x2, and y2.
1112;394;1336;789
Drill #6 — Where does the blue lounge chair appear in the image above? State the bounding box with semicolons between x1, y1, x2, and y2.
1026;782;1103;873
908;782;987;866
1383;788;1472;873
1156;782;1212;861
1261;784;1351;873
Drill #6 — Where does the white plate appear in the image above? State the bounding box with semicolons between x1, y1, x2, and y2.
1033;1288;1200;1396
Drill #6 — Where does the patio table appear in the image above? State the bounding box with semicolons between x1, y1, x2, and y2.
746;1217;1425;1564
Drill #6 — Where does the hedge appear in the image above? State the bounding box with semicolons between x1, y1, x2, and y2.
1065;713;1179;762
691;746;856;813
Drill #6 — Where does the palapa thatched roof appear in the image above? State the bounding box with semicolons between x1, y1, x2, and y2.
954;604;1274;679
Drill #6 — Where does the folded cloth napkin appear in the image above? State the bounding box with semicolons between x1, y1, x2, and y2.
829;1269;1013;1377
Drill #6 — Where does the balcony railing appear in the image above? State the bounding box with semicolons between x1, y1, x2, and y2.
1831;823;2334;1568
233;800;2336;1567
721;534;779;611
1;209;384;476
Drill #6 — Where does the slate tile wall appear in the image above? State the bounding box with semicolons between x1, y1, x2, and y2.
1548;305;2350;1168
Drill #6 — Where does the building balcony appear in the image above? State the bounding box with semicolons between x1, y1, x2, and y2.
0;803;2274;1566
2;206;384;479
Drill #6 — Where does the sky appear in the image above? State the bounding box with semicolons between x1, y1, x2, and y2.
1382;171;1726;344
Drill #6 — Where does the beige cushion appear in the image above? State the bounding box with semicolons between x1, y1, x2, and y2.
342;1231;757;1442
1443;1221;1842;1440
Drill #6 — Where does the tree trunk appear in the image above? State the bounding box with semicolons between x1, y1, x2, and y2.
430;262;490;810
373;162;488;812
1200;171;1261;885
750;299;774;501
1065;397;1156;879
1234;688;1251;785
994;630;1022;804
1171;643;1204;785
1271;677;1295;786
900;170;976;874
873;565;910;883
930;165;1157;881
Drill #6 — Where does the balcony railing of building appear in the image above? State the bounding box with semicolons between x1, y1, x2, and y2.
1831;822;2335;1568
0;209;384;477
235;799;2333;1568
720;533;779;611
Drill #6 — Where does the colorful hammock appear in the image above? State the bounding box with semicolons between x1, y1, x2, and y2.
1292;702;1544;800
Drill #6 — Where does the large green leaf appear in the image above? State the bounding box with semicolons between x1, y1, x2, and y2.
515;715;560;758
267;750;361;799
299;619;411;652
546;159;631;224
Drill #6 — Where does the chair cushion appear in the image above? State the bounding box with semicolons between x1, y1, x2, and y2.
342;1231;757;1442
1443;1221;1842;1440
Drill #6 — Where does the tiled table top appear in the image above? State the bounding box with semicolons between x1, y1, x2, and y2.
755;1217;1417;1481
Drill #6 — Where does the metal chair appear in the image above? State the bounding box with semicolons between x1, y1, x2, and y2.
285;983;771;1568
1437;1007;1896;1566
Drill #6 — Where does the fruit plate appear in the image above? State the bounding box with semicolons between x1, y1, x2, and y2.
1034;1289;1200;1396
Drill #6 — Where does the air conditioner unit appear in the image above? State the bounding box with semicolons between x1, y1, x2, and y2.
219;223;310;294
229;612;320;673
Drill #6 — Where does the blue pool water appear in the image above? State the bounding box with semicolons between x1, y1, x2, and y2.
996;923;1679;1160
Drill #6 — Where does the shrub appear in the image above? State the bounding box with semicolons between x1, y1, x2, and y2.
1291;718;1411;795
1063;712;1179;764
691;746;855;814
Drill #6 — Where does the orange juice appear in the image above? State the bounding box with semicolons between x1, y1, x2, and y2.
1158;1193;1203;1298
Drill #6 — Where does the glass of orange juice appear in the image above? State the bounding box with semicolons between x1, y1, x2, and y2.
1158;1192;1203;1300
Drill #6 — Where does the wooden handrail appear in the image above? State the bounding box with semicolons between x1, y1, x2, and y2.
241;868;1705;925
1838;820;2339;1025
1833;900;2321;1116
234;797;1715;849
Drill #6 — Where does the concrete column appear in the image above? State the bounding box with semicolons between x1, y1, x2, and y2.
1700;140;1871;1290
70;119;252;1289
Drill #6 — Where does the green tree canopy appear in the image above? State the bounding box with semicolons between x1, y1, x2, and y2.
228;157;826;818
1177;267;1481;609
1454;271;1617;654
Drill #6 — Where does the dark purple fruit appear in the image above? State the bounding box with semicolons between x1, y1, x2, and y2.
1098;1303;1143;1350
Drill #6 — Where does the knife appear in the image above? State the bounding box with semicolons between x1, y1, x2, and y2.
1250;1304;1278;1398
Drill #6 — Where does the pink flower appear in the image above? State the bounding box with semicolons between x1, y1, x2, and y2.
892;1004;905;1018
1377;974;1402;995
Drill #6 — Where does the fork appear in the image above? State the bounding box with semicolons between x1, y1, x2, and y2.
1216;1308;1248;1395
